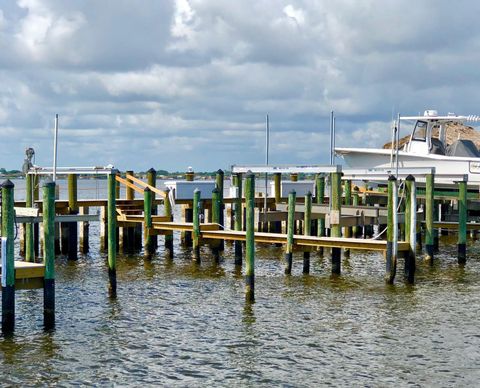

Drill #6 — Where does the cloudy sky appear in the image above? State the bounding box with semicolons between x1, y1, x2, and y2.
1;0;480;172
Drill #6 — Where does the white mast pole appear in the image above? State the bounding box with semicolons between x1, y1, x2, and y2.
264;114;269;229
53;114;59;182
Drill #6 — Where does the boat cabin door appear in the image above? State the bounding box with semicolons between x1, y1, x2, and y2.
407;120;431;155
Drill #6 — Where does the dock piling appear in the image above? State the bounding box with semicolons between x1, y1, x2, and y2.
457;180;467;264
385;175;398;284
192;188;201;262
25;173;35;262
404;175;416;283
245;173;255;302
233;173;243;265
43;179;55;329
108;170;117;297
143;187;154;258
285;190;296;274
1;180;15;334
425;173;435;263
330;172;342;275
211;187;221;263
67;174;78;260
303;191;312;274
164;188;174;258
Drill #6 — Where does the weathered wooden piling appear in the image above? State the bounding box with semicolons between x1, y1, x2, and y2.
182;170;194;247
330;172;342;274
108;170;117;297
215;169;225;251
385;175;398;284
285;190;296;274
457;180;467;264
25;174;35;262
163;188;174;258
404;175;416;284
233;173;243;265
425;173;435;262
245;173;255;302
315;174;325;254
67;174;78;260
303;191;312;274
1;180;15;334
143;187;154;258
352;186;361;237
211;187;221;262
343;179;352;257
273;172;282;234
43;179;55;329
146;168;158;249
79;206;89;254
192;188;201;262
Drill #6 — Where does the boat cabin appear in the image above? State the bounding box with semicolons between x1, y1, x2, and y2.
403;110;480;157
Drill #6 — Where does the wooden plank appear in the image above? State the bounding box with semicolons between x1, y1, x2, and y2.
116;175;145;195
0;261;45;279
125;174;167;198
423;221;480;231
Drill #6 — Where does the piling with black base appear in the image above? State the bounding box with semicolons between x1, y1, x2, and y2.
1;180;15;334
425;173;435;263
245;173;255;302
303;191;312;274
385;175;398;284
107;170;118;297
192;189;201;262
457;180;467;264
43;179;56;330
330;172;342;275
285;190;296;275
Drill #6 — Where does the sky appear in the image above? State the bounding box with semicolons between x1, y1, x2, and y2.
1;0;480;173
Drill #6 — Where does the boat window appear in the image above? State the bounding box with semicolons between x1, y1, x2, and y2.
412;120;427;141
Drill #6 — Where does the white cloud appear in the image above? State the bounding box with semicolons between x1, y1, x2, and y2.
0;0;479;171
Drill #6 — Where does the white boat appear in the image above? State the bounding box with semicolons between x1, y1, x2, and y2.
335;110;480;184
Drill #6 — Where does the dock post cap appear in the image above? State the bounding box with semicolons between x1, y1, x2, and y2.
246;170;254;178
388;175;397;181
289;189;296;195
306;190;312;196
193;188;200;193
216;169;224;174
147;167;156;173
1;179;14;189
42;178;55;187
406;174;415;181
212;187;219;193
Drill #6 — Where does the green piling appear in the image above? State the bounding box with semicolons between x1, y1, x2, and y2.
143;187;153;258
457;180;467;264
25;173;35;262
330;172;342;274
273;173;282;234
67;174;78;260
211;187;221;263
385;175;398;284
1;180;15;334
404;175;416;283
146;168;158;249
164;188;174;258
108;170;117;297
43;179;56;329
316;174;326;255
303;191;312;274
285;190;296;274
233;173;243;265
425;173;435;262
215;169;225;251
352;186;360;237
192;188;201;262
245;173;255;302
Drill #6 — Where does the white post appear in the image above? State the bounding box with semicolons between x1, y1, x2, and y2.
53;114;59;182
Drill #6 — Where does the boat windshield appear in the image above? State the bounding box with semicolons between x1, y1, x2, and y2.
412;120;427;141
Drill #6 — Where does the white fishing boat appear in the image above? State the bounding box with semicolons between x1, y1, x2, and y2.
335;110;480;184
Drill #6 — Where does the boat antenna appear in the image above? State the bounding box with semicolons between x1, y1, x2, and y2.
390;118;396;168
264;114;269;231
53;114;59;182
395;113;401;178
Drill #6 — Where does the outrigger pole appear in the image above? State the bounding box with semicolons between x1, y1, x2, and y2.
53;114;59;182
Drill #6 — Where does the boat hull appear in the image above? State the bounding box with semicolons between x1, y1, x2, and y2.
335;148;480;184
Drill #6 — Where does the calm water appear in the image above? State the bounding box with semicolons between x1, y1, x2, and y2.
1;179;480;386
